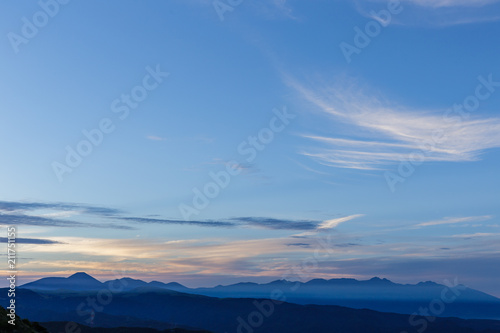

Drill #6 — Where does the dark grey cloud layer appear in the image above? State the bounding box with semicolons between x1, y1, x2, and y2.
0;213;134;230
0;200;131;230
0;201;327;231
121;216;327;230
230;217;319;230
286;243;311;248
119;217;236;228
0;237;62;245
0;201;122;216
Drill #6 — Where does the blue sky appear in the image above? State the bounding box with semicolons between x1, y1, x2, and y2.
1;0;500;296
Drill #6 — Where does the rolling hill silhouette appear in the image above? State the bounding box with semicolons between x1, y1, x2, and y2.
5;274;500;332
19;273;500;320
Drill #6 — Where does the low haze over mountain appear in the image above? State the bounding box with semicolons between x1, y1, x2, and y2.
18;273;500;321
5;283;500;333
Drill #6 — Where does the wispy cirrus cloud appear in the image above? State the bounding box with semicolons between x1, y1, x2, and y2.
317;214;365;230
289;78;500;170
404;0;500;8
146;135;167;141
417;215;493;227
448;232;500;238
355;0;500;26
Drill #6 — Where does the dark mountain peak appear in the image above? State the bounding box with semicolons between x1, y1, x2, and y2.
368;277;393;284
115;277;148;285
164;282;187;288
305;278;328;285
68;272;100;281
20;272;104;291
147;281;188;291
417;281;440;287
268;279;289;285
120;277;140;282
327;278;358;284
230;282;259;287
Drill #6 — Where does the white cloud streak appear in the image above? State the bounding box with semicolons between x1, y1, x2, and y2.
417;215;493;227
403;0;500;8
317;214;364;230
146;135;167;141
448;232;500;238
355;0;500;27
